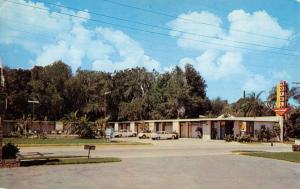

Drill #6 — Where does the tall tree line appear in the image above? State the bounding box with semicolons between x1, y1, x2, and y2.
4;61;210;121
4;61;299;123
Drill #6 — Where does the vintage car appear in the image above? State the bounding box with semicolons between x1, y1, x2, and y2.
137;130;152;139
151;131;178;140
113;130;137;137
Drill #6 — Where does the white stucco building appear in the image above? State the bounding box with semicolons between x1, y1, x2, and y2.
108;115;284;141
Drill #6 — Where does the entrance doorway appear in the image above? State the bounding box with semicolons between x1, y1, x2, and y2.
220;121;234;139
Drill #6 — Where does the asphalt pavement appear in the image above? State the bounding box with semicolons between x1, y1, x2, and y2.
1;138;299;189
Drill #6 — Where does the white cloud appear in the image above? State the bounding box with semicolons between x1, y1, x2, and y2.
168;9;293;92
227;10;292;50
297;0;300;3
0;0;160;72
243;74;272;92
179;50;246;80
270;70;290;80
167;11;226;51
0;0;72;53
168;10;292;52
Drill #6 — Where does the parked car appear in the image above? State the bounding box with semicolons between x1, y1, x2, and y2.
113;130;137;138
151;131;178;140
138;130;152;139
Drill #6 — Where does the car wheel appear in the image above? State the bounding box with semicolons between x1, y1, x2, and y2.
172;135;175;140
142;135;146;139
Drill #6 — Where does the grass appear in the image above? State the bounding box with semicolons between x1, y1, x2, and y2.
3;137;149;147
20;157;121;166
232;150;265;153
236;151;300;163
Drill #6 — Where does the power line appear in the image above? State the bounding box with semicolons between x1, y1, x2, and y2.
3;25;300;72
30;0;300;54
101;0;295;42
3;0;300;58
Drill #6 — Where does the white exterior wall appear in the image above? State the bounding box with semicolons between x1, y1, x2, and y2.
114;122;118;131
165;125;173;132
180;123;189;138
233;121;240;137
254;121;277;140
254;122;274;131
215;122;220;139
279;116;284;142
173;121;179;133
130;122;135;132
191;122;202;138
202;121;211;141
149;122;155;132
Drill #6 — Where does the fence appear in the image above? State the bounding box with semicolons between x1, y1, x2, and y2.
3;120;56;136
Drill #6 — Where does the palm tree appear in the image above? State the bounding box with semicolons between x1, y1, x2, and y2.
234;91;266;117
63;110;79;135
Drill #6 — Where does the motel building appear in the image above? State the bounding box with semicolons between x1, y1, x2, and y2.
108;114;284;141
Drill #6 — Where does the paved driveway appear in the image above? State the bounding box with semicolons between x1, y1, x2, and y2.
1;139;299;189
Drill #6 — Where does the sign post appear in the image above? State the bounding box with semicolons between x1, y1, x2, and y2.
84;145;96;159
272;80;290;141
0;64;5;160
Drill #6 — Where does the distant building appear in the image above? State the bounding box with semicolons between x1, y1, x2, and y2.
108;115;284;141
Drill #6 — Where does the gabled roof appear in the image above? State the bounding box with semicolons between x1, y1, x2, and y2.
217;114;235;119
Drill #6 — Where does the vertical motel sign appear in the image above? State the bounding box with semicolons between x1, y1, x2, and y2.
273;80;290;116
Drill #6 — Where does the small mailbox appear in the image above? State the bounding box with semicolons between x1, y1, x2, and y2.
84;145;96;158
84;145;96;150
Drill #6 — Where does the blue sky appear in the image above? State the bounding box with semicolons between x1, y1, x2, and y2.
0;0;300;102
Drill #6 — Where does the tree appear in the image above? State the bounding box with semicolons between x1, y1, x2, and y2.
75;115;96;138
29;61;72;120
63;110;79;135
290;86;300;105
184;64;209;117
5;68;31;119
287;108;300;138
209;97;231;117
232;91;271;117
112;67;155;121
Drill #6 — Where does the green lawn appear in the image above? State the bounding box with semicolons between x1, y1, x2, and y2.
21;157;121;166
237;151;300;163
3;138;149;147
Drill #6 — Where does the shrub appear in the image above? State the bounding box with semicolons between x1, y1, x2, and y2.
225;134;234;142
237;134;251;143
257;125;272;142
75;116;96;139
292;145;300;152
7;131;22;138
2;143;20;159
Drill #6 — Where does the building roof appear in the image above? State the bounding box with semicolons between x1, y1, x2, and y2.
109;116;280;124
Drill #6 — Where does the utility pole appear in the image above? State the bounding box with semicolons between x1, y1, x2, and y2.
0;58;6;160
28;100;40;120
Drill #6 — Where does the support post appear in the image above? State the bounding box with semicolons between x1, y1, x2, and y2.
202;121;211;141
233;121;240;137
172;121;180;133
130;122;135;132
149;122;155;132
114;122;119;132
279;116;284;142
